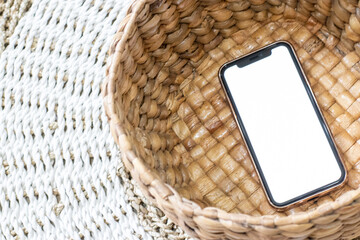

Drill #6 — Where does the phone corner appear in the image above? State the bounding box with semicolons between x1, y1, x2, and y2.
274;40;293;48
267;197;290;210
263;190;291;210
337;166;348;186
334;152;348;186
218;62;227;79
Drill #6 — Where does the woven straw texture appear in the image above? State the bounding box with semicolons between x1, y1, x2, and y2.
0;0;191;239
104;0;360;239
0;0;32;53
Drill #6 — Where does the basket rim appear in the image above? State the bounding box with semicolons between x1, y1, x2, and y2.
102;0;360;231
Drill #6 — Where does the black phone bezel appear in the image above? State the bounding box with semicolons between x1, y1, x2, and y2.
218;41;346;208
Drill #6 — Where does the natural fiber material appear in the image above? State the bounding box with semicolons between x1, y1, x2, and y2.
0;0;32;53
118;158;191;240
104;0;360;239
0;0;193;238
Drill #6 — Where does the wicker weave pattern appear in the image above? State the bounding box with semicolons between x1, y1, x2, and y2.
104;0;360;239
0;0;195;238
0;0;168;238
0;0;32;53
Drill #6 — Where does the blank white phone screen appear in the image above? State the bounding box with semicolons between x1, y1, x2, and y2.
223;45;342;204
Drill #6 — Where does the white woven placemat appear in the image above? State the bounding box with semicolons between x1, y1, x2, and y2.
0;0;190;239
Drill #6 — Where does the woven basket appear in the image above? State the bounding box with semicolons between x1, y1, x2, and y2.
103;0;360;238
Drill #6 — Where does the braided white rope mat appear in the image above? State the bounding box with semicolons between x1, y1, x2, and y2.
0;0;192;239
0;0;32;53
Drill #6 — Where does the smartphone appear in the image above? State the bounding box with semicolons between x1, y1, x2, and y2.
218;41;346;208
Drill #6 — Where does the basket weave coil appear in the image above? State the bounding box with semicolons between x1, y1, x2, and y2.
103;0;360;239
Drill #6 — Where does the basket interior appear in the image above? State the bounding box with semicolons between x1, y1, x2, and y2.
115;0;360;217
